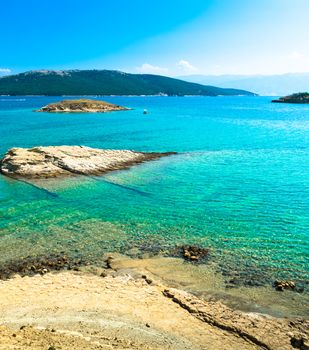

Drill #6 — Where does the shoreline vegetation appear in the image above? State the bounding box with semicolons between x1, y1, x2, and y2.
272;92;309;104
0;253;308;350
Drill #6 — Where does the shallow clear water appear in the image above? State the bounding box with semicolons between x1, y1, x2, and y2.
0;96;308;315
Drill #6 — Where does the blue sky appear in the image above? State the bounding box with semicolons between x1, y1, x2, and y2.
1;0;309;76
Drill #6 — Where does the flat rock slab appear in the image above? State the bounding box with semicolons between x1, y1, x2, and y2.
36;99;130;112
0;269;307;350
0;146;175;178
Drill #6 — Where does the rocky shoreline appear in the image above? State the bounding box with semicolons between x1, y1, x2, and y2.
0;253;308;350
0;146;176;178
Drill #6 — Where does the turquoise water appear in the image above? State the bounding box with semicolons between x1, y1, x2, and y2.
0;96;308;314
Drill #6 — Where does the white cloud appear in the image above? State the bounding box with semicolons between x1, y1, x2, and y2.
281;51;309;73
135;63;169;75
0;68;11;74
177;60;198;73
288;51;305;60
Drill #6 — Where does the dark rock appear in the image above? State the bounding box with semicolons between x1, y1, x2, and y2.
0;254;86;280
182;245;210;262
291;336;309;350
105;256;114;269
141;275;152;284
274;280;296;291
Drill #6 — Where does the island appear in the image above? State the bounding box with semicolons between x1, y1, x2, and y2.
272;92;309;104
0;146;176;178
36;99;130;113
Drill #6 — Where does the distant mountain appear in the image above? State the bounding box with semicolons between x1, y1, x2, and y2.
178;73;309;96
0;70;254;96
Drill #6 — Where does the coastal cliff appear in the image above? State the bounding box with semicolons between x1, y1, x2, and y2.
36;99;130;113
0;146;176;178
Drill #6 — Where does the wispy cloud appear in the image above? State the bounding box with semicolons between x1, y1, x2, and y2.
177;60;197;73
0;68;11;74
135;63;169;75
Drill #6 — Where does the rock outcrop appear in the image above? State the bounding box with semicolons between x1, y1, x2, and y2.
272;92;309;104
182;245;210;261
0;260;308;350
274;280;296;292
0;146;176;178
36;99;130;112
163;288;309;350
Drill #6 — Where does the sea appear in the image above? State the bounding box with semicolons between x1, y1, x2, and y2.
0;95;308;317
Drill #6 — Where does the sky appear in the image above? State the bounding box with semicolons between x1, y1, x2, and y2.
1;0;309;76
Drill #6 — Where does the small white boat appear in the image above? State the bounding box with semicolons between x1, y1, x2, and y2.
143;109;148;114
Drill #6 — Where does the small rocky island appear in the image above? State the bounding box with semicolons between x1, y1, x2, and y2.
36;99;130;113
272;92;309;104
0;146;176;178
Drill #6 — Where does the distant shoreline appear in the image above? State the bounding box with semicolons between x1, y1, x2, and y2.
0;69;255;96
0;94;256;97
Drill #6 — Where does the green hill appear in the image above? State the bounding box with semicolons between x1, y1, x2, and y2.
0;70;254;96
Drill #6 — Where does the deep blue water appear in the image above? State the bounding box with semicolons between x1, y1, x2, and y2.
0;95;308;314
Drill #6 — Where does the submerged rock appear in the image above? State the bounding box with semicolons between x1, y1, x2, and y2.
0;146;176;178
36;99;130;112
290;336;309;350
0;255;86;280
182;245;210;262
274;280;296;291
